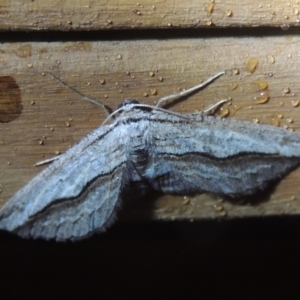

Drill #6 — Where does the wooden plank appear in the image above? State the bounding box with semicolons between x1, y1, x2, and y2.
1;36;300;222
0;0;300;31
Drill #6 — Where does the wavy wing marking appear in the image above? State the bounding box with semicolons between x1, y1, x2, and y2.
0;124;128;241
145;114;300;197
149;153;300;197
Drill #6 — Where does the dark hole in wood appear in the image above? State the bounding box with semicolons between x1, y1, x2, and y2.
0;76;22;123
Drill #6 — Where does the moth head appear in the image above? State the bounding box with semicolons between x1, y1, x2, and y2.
117;99;140;114
117;99;154;115
118;99;140;109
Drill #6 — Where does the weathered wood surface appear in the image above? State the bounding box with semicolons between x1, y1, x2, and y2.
1;36;300;221
0;0;299;30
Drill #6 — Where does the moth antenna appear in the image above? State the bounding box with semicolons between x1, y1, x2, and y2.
35;156;60;167
203;99;228;115
155;71;225;108
47;72;112;118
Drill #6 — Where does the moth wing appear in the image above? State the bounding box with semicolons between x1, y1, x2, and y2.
0;125;128;241
149;154;299;197
146;114;300;197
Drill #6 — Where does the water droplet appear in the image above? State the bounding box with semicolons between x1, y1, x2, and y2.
64;121;70;127
281;23;290;30
150;88;157;95
228;82;238;90
218;107;229;117
291;100;299;107
283;87;290;94
252;118;259;123
232;68;239;75
214;205;224;211
253;91;269;104
117;54;122;59
37;139;44;145
293;8;299;15
271;118;280;126
218;211;227;217
252;80;268;91
267;55;275;64
133;9;141;15
149;71;154;77
246;57;259;73
278;114;283;119
29;100;35;105
206;3;214;14
286;118;293;123
205;20;212;26
226;10;233;17
16;44;32;58
99;78;105;84
182;197;190;205
143;92;148;97
158;76;163;82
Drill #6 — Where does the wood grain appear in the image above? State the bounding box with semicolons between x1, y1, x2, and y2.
0;0;299;30
1;36;300;221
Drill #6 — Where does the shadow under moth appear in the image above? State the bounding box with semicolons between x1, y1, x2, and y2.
1;71;300;241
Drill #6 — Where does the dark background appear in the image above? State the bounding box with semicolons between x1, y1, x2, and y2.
1;217;300;299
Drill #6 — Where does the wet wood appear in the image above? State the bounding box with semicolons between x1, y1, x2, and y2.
0;0;299;30
1;36;300;221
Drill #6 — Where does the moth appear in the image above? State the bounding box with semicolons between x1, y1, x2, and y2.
1;71;300;241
